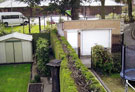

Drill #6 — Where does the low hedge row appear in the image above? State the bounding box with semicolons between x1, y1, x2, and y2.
50;30;78;92
51;30;106;92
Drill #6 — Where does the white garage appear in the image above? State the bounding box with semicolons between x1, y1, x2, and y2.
57;20;120;56
81;29;112;55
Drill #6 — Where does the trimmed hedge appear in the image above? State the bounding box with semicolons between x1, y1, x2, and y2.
51;30;106;92
50;30;78;92
36;37;50;77
60;37;106;92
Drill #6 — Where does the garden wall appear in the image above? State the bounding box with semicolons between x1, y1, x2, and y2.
50;30;106;92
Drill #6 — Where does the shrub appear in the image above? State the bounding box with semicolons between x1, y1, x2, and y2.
32;33;50;53
31;75;41;83
112;52;121;73
92;45;113;74
36;37;50;77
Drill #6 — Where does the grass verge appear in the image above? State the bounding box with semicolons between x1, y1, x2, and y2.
100;73;134;92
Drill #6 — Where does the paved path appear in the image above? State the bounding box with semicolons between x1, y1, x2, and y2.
80;56;91;68
41;77;52;92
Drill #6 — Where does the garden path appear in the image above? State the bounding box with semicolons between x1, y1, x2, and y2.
80;56;91;68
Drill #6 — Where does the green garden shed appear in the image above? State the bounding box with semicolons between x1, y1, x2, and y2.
0;32;33;63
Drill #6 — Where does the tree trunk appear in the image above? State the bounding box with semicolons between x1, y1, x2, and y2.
127;0;133;22
71;0;80;20
71;7;79;20
101;0;105;19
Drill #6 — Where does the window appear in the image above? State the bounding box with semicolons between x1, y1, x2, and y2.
2;15;19;19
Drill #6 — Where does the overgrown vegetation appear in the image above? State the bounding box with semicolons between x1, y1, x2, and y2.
92;45;113;74
51;30;106;92
36;37;50;77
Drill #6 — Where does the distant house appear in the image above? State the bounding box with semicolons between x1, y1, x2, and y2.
0;0;124;17
57;20;121;56
0;32;33;64
80;0;124;16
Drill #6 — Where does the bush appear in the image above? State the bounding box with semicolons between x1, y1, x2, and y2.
112;53;121;73
36;37;50;77
92;45;113;74
32;33;50;53
31;75;41;83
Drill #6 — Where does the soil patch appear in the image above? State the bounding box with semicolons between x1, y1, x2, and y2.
28;83;44;92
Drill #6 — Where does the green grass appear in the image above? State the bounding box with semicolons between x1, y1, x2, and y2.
100;73;134;92
0;64;31;92
4;25;44;34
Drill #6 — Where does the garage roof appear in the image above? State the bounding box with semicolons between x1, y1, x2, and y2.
0;32;33;41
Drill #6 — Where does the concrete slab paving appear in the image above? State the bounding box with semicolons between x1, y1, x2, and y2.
80;56;91;68
41;77;52;92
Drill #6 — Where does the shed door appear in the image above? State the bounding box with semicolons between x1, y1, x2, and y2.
81;30;111;55
6;42;14;63
5;42;23;63
14;42;23;62
67;31;78;54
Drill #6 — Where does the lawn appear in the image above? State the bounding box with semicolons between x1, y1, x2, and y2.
100;73;134;92
0;64;31;92
4;25;44;34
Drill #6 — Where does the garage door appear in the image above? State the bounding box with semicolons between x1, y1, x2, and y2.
67;30;78;54
81;29;111;55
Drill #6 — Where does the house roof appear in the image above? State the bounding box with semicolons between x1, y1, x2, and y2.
0;32;33;41
63;20;121;35
0;0;124;8
81;0;124;6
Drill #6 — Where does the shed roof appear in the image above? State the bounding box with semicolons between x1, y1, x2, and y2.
0;0;124;8
0;32;33;41
63;20;121;35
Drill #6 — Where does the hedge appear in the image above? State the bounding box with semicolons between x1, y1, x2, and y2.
50;30;78;92
60;37;106;92
50;30;106;92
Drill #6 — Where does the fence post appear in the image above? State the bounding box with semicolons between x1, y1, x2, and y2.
39;17;41;33
47;59;61;92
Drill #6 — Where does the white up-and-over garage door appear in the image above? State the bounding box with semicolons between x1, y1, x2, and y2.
81;29;111;55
